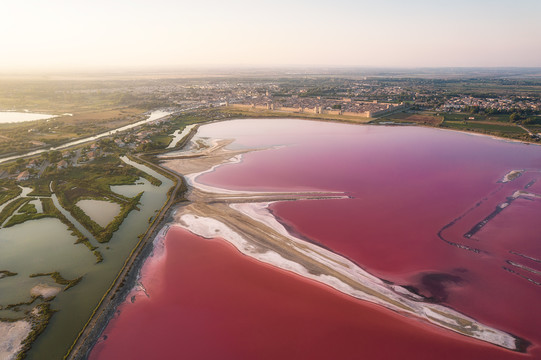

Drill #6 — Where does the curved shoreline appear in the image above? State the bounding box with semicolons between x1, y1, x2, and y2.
212;112;541;147
67;117;536;358
160;123;527;351
172;184;525;351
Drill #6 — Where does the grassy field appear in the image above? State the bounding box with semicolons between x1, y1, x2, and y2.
377;110;536;141
443;82;541;97
524;124;541;134
149;134;173;148
378;111;442;124
0;181;22;205
440;120;529;137
0;79;146;113
0;198;31;225
442;113;513;123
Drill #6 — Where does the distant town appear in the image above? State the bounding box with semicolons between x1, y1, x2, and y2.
1;71;541;181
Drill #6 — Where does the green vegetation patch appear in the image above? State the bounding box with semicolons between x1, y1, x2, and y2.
442;113;514;123
96;192;143;243
93;250;104;263
54;155;140;190
3;201;51;227
380;111;442;125
16;303;57;360
0;198;31;226
149;134;174;149
441;121;527;134
135;109;240;154
0;181;22;205
524;124;541;133
3;213;52;228
19;203;37;214
51;155;153;238
3;297;39;311
29;272;82;291
55;154;161;191
0;270;18;279
142;173;162;186
26;179;52;197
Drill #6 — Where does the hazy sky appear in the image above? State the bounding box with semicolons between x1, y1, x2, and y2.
1;0;540;72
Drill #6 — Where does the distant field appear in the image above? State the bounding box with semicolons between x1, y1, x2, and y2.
438;81;541;97
0;80;150;113
150;134;173;148
524;124;541;134
440;112;527;136
443;113;512;123
63;108;146;122
377;110;535;141
380;111;442;125
441;121;527;134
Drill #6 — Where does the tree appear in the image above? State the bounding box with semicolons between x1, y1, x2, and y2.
47;150;62;163
510;112;521;122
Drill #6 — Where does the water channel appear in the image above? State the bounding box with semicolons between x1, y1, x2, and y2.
0;155;173;360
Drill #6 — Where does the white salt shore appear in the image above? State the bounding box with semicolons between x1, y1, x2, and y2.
501;169;524;183
175;208;518;350
183;154;251;195
30;284;61;299
0;321;31;360
163;128;520;350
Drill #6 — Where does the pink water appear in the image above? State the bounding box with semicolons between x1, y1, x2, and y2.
91;119;541;359
90;227;526;360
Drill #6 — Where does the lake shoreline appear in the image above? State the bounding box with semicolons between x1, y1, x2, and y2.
78;117;538;359
95;121;526;353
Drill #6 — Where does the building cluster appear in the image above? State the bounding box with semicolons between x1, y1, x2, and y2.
440;96;541;113
7;112;175;182
232;95;404;118
35;75;541;119
4;76;541;184
12;146;103;181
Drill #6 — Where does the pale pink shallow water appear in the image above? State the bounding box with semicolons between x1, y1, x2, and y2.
91;119;541;359
91;227;528;360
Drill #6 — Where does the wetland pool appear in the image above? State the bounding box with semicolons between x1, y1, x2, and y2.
0;158;173;360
